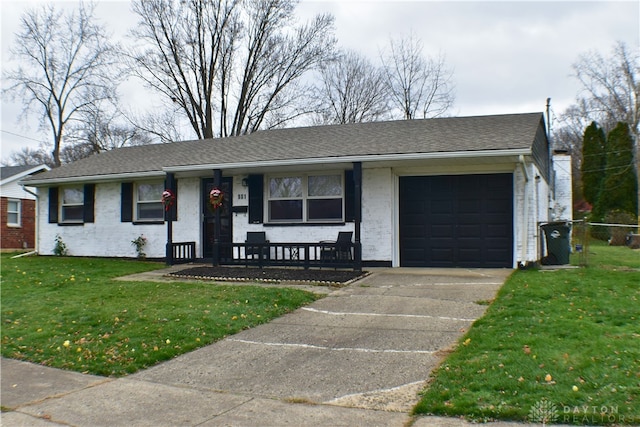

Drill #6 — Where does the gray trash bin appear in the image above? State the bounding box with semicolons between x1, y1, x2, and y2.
541;222;571;265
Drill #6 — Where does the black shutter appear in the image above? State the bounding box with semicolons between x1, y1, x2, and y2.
248;174;264;224
121;183;133;222
83;184;95;223
345;170;355;222
48;187;59;224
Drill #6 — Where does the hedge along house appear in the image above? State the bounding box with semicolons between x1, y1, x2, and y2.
22;112;563;269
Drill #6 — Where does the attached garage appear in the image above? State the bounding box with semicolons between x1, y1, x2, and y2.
399;173;513;268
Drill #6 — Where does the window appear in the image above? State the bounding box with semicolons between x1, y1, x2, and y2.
135;182;164;221
7;199;20;226
61;187;84;222
267;174;343;222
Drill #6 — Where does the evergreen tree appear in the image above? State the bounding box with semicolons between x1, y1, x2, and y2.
597;122;638;217
581;122;607;207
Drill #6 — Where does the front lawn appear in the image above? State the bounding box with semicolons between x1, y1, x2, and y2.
414;242;640;425
0;255;319;376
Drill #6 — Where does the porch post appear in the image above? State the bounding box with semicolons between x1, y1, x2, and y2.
353;162;362;271
165;172;175;266
212;169;222;266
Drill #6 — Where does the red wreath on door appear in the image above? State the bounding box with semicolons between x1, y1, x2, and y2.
162;189;176;212
209;187;224;211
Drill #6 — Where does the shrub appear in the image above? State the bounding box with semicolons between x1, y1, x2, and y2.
53;234;68;256
604;210;637;245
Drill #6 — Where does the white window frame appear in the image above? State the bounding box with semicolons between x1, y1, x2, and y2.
135;181;164;222
60;186;84;223
7;199;21;227
266;172;344;223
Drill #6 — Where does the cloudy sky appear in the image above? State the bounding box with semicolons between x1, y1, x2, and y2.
1;0;638;164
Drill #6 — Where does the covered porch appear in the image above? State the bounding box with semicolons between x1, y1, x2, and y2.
164;163;364;271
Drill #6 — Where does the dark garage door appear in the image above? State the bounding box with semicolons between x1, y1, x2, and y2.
399;174;513;268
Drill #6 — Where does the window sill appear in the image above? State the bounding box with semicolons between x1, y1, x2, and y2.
264;222;345;227
132;220;165;225
58;221;84;226
7;224;21;228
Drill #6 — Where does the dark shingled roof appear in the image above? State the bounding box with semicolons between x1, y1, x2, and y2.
1;165;49;181
1;165;34;181
24;113;545;184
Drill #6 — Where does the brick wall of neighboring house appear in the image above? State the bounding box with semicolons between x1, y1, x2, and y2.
1;197;36;250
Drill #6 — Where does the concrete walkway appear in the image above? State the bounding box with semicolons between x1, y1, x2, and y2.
2;267;537;426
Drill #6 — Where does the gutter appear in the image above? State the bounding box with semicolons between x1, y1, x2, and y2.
21;170;165;187
518;155;530;267
165;148;532;173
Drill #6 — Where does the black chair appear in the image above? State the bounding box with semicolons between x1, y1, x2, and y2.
321;231;353;262
246;232;269;260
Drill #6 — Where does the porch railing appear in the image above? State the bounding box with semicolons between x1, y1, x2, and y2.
171;241;196;264
216;242;360;271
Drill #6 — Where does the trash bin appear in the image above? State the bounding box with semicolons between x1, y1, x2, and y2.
540;222;571;265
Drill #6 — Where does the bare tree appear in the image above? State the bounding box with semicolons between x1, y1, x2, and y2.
66;104;153;155
572;41;639;135
129;0;239;140
565;41;639;220
129;0;335;140
313;50;390;124
226;0;335;135
126;109;186;145
3;146;54;168
380;33;455;120
4;2;119;167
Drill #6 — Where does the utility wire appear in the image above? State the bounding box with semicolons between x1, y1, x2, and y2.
1;129;45;144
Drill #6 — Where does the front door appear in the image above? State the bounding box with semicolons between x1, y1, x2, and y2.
203;177;233;260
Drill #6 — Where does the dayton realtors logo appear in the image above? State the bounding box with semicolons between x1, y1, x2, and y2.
528;399;559;425
529;400;625;425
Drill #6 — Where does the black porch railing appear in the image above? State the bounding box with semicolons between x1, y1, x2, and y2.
171;241;196;264
216;242;361;271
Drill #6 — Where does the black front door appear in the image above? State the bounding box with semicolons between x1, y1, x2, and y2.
203;177;233;260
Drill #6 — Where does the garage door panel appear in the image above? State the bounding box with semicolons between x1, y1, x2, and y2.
458;225;482;237
399;174;513;268
431;225;454;237
486;223;511;236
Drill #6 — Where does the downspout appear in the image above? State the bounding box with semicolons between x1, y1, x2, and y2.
21;185;40;255
518;155;530;267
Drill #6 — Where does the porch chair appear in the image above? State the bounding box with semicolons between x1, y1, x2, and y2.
245;232;269;260
320;231;353;262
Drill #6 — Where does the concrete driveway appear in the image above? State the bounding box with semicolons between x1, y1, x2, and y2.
2;267;532;427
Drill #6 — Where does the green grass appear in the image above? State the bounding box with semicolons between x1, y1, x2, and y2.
1;255;319;377
414;243;640;425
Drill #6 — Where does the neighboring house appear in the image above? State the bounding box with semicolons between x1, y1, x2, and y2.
23;113;570;268
1;164;50;251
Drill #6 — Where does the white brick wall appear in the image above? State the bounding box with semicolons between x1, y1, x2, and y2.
361;168;394;263
552;153;573;221
38;183;166;257
513;162;552;265
37;164;550;266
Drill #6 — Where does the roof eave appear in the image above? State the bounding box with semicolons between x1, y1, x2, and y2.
0;165;51;186
164;148;533;173
20;170;166;187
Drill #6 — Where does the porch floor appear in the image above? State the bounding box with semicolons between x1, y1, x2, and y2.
166;265;368;285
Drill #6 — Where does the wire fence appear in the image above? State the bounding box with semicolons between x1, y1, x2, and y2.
569;221;639;266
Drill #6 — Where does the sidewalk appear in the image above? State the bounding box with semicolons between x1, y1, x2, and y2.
2;267;538;426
